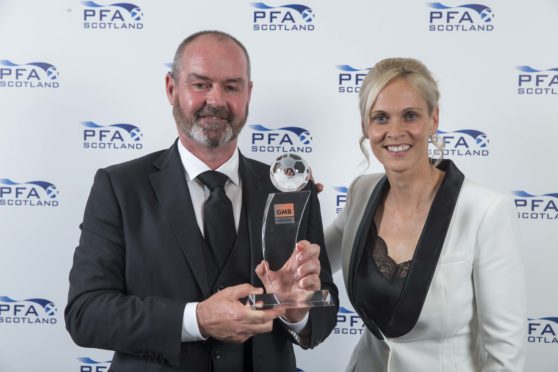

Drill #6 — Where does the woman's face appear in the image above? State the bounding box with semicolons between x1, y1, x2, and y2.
366;78;438;175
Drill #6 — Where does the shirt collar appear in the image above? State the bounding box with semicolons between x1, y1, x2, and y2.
177;139;240;186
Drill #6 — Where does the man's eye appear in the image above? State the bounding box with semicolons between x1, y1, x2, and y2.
192;82;208;89
225;85;239;92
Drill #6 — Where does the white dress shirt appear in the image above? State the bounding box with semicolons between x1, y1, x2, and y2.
177;141;307;341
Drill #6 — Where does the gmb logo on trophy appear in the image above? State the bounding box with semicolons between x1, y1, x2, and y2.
248;153;334;310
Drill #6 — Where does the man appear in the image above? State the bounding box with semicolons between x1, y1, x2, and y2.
65;30;338;372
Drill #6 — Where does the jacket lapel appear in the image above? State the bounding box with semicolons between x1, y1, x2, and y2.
347;176;389;340
149;142;210;298
348;160;465;339
390;160;464;336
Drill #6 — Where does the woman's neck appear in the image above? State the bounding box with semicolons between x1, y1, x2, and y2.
384;163;444;213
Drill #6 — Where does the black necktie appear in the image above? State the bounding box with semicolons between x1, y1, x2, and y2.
198;171;236;270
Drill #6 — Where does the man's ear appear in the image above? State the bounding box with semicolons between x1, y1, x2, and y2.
247;80;253;101
165;73;175;105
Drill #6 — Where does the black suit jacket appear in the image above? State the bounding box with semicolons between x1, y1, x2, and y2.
65;142;338;371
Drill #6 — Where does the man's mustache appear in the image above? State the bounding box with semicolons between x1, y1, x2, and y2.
195;105;233;121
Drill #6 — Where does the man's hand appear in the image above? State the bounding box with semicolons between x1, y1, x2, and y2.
196;284;285;343
255;240;322;323
308;168;324;193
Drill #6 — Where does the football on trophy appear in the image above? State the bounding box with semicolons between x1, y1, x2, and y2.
270;153;311;192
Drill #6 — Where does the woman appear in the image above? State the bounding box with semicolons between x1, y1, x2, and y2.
325;58;526;371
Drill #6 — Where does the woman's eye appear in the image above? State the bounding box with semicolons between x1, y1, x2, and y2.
373;114;387;123
405;112;417;120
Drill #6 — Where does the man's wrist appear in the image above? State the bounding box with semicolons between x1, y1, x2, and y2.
181;302;208;341
280;311;309;334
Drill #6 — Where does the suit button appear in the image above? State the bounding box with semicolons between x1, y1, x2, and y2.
214;351;221;360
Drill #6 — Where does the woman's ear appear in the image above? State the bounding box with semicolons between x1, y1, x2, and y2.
431;106;440;133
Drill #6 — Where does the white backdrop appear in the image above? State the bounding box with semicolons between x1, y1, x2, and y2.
1;1;557;371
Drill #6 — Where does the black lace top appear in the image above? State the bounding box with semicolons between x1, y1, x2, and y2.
353;224;413;337
348;160;465;339
373;236;411;280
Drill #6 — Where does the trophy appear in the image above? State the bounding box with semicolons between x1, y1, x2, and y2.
248;153;334;310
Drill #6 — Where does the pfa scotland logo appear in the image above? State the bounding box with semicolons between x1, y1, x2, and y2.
429;129;490;158
252;3;315;31
428;2;494;32
78;357;111;371
528;317;558;344
249;124;313;153
82;1;144;30
512;191;558;220
516;66;558;95
0;179;59;207
334;306;364;336
81;121;143;150
333;186;348;214
0;60;59;88
336;65;370;94
0;296;57;325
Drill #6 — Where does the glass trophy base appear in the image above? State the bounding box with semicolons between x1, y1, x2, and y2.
247;289;334;310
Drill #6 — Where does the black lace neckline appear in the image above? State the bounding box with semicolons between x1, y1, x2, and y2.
372;236;411;281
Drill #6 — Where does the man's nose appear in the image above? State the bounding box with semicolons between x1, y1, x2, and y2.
206;86;226;106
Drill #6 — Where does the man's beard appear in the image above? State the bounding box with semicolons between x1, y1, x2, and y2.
173;103;247;148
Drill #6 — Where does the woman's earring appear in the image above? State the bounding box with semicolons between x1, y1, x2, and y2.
429;133;444;166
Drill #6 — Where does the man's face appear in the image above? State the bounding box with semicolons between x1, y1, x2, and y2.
166;35;252;148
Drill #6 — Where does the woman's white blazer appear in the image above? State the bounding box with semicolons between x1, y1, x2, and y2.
325;161;526;372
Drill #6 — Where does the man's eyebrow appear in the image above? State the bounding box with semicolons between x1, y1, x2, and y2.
186;73;245;84
223;77;245;84
186;73;210;81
